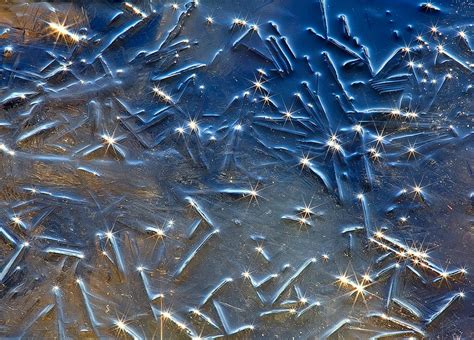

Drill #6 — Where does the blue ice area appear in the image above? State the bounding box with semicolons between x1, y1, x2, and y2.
0;0;473;338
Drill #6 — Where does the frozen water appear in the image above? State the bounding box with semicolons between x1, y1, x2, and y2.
0;0;473;338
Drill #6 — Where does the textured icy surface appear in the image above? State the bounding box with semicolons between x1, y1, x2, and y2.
0;0;473;338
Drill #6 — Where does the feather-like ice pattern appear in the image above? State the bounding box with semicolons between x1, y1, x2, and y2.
0;0;472;338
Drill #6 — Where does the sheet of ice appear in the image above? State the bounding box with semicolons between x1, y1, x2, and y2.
0;0;472;338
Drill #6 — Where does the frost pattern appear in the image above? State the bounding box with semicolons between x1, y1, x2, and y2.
0;1;473;339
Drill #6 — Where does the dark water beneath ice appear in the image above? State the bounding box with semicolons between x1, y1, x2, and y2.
0;0;473;338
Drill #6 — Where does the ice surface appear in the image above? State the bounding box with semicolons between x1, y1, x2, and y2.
0;0;473;338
